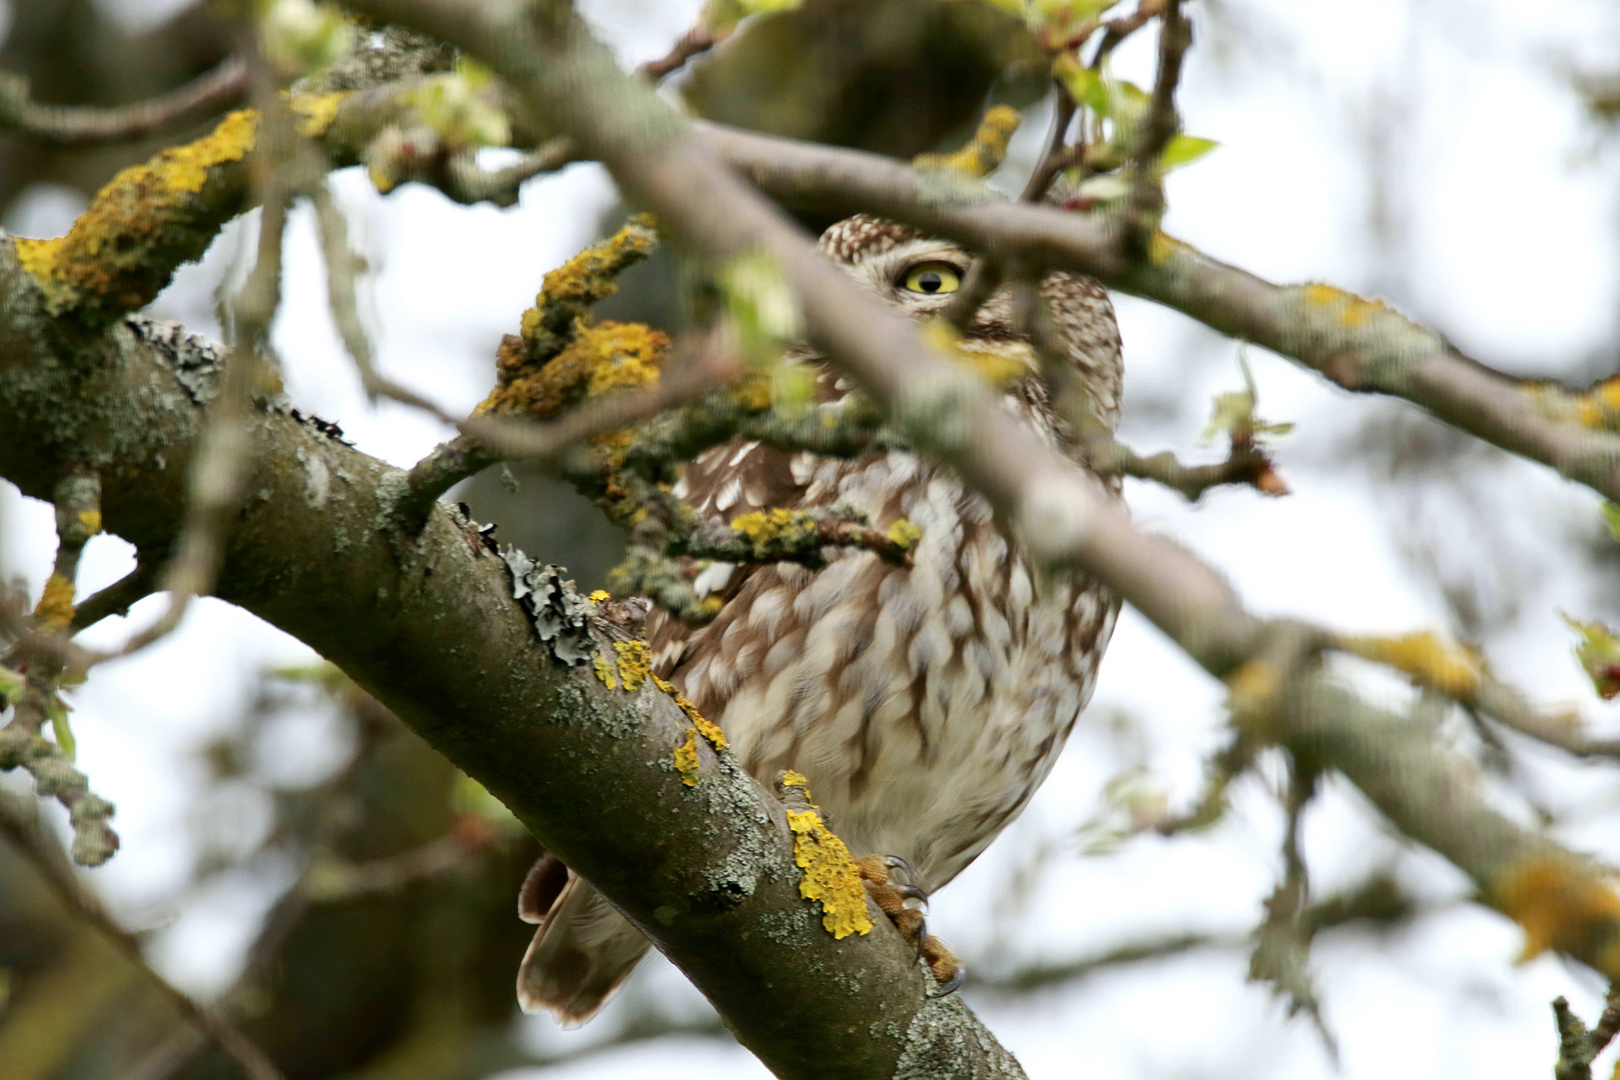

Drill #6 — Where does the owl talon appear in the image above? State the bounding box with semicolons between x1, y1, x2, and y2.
856;853;961;991
897;884;929;908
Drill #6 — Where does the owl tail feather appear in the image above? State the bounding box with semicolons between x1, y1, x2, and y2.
516;855;651;1025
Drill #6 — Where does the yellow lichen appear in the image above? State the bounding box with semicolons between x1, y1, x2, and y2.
885;519;922;551
482;319;669;422
1148;230;1189;268
1342;631;1483;700
653;674;727;750
32;573;76;633
733;372;774;413
14;236;65;284
147;108;258;196
780;769;808;787
592;652;618;690
1490;854;1620;973
518;216;659;355
785;787;874;939
588;589;611;602
15;108;259;318
674;727;701;786
730;508;818;557
1300;282;1389;328
913;104;1021;178
291;91;346;138
1539;375;1620;433
613;640;652;693
76;509;102;537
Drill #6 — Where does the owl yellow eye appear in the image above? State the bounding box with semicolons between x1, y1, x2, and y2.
901;262;962;296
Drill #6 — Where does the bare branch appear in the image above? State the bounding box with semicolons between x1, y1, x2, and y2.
0;59;248;147
1123;0;1190;246
640;25;726;80
1018;82;1076;203
70;558;160;631
1092;0;1170;68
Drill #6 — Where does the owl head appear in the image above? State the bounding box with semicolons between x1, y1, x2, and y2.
816;214;1125;428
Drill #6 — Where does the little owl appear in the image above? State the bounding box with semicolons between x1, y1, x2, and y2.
515;214;1124;1023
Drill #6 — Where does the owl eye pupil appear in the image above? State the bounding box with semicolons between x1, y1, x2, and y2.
917;271;943;293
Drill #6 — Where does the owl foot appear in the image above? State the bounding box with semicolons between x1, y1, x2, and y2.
855;854;965;995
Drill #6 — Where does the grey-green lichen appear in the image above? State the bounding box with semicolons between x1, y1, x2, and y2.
126;315;225;404
503;547;596;664
0;725;118;866
893;994;1028;1080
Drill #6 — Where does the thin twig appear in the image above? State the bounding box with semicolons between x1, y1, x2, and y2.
1123;0;1190;247
1019;83;1076;202
118;36;294;658
310;180;456;420
1080;433;1281;500
441;136;577;207
939;259;1006;330
70;558;161;632
0;59;247;147
0;791;285;1080
1249;764;1337;1057
639;25;726;80
1091;0;1169;68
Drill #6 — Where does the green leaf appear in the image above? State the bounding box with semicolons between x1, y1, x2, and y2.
261;0;354;79
1203;350;1292;444
1564;613;1620;700
1073;173;1131;203
719;248;804;369
0;664;23;705
1054;56;1109;117
406;72;511;152
44;696;74;762
1160;134;1219;170
1601;501;1620;542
